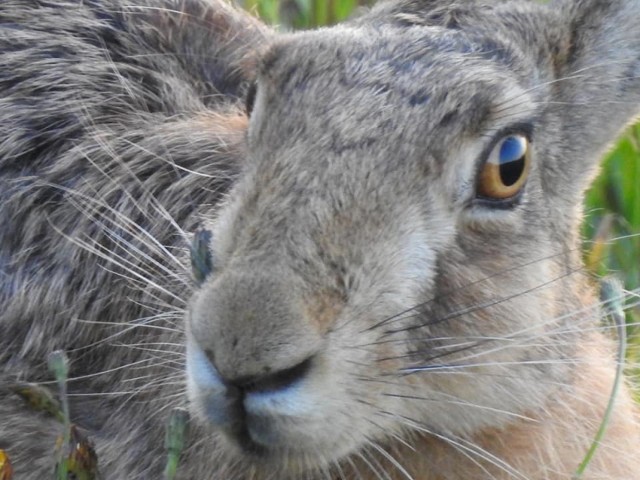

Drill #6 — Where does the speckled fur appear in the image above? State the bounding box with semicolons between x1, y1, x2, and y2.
1;0;640;479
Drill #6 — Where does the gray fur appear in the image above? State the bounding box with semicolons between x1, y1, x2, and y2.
1;0;639;479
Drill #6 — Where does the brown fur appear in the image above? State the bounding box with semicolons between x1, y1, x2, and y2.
1;0;640;479
345;335;639;479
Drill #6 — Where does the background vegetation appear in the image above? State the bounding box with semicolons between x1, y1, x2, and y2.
239;0;640;368
585;125;640;376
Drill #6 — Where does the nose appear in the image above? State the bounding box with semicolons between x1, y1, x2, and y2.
190;268;324;387
223;355;314;395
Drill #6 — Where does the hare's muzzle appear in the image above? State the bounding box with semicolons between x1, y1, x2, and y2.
186;269;330;454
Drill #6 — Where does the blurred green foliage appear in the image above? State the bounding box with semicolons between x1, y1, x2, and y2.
239;0;370;28
584;125;640;295
584;124;640;369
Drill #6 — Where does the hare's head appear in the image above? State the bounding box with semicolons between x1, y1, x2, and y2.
186;0;640;475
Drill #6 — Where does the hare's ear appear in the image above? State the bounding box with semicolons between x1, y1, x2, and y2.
546;0;640;188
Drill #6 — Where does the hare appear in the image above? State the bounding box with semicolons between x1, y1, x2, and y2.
1;0;640;478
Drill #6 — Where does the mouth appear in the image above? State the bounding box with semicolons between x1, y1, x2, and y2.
210;385;292;457
205;383;266;455
187;340;328;459
224;418;270;457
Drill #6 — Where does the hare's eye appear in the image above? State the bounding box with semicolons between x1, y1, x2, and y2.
245;82;257;116
190;228;214;286
476;134;530;200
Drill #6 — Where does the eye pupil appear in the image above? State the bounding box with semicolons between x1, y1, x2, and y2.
498;136;527;187
499;157;525;187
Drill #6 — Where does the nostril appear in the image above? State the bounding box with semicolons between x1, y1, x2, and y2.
204;348;216;365
228;357;314;394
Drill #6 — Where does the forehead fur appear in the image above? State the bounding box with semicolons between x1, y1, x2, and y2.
254;13;546;159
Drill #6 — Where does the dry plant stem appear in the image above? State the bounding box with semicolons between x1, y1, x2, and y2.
0;450;13;480
10;383;64;422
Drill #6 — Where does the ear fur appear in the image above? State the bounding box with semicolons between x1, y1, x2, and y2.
365;0;490;27
548;0;640;182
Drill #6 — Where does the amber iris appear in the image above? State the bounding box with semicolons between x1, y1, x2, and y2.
477;134;531;200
